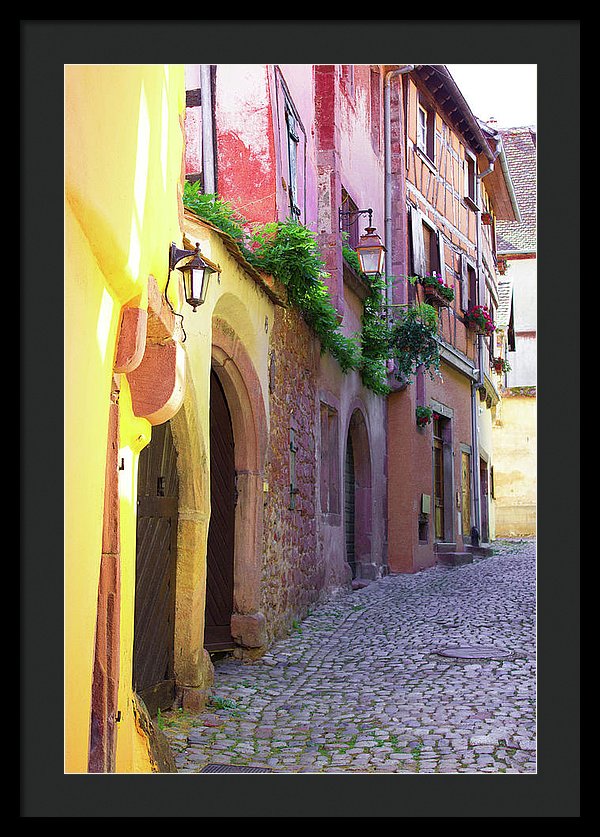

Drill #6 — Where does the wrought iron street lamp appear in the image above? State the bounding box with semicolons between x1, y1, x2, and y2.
169;242;220;311
355;225;386;276
338;207;386;276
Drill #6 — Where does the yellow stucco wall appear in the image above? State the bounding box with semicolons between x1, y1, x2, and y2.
65;64;186;773
492;392;537;537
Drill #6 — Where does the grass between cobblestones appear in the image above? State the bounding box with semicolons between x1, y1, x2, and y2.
159;540;536;774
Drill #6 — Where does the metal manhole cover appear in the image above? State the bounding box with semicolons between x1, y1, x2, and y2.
436;645;512;660
200;764;274;774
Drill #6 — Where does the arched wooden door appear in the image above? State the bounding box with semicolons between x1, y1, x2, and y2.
344;432;357;579
204;370;236;652
133;421;178;717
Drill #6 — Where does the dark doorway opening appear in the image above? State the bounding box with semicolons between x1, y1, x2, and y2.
345;431;357;579
205;369;236;652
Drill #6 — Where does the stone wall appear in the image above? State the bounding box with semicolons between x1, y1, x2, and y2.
261;304;324;645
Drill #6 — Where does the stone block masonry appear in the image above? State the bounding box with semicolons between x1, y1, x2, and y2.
261;305;323;645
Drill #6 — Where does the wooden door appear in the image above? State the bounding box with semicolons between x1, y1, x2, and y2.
133;421;178;717
433;437;445;540
344;433;356;579
479;459;489;543
461;451;471;538
204;370;236;652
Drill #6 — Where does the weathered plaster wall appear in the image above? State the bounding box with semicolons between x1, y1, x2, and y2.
387;384;433;573
214;64;278;225
337;65;386;237
492;390;537;537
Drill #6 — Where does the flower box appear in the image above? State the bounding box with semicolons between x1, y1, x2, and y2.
423;285;451;308
418;274;455;307
492;357;511;375
465;305;495;335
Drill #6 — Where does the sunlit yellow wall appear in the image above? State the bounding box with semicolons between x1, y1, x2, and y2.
65;64;185;773
492;392;537;537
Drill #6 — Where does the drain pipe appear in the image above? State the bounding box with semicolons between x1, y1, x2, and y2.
470;131;506;542
470;149;499;542
384;65;416;308
200;64;216;195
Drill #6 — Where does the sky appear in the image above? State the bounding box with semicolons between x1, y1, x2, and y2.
445;64;537;130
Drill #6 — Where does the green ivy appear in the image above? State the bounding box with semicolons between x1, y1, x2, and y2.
182;185;440;393
183;182;252;252
247;220;360;372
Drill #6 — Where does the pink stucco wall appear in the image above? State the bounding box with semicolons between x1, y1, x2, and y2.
187;64;391;641
215;65;278;224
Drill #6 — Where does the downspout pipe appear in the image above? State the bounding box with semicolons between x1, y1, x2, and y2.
384;65;416;308
200;64;216;195
470;148;501;541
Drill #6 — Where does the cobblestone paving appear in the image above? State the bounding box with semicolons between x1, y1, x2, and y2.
161;538;536;774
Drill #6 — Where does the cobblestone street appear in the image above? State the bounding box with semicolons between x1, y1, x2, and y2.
161;538;536;774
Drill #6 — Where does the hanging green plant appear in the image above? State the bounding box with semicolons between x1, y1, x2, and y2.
389;302;441;382
415;405;433;427
359;273;393;395
341;237;392;395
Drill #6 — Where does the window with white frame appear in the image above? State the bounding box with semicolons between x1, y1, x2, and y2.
460;254;478;312
464;149;478;209
410;206;445;281
417;99;436;163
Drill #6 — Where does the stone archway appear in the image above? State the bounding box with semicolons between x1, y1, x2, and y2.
210;320;268;659
345;406;374;580
169;376;214;711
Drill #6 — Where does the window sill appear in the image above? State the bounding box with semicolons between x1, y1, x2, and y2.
415;146;437;173
463;196;480;213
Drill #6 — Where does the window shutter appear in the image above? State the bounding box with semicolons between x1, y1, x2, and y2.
410;206;425;277
460;254;469;312
436;231;445;283
286;107;300;219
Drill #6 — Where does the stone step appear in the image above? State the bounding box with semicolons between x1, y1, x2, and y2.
465;544;494;558
434;542;458;554
436;552;473;567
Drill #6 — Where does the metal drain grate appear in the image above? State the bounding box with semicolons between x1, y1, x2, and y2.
200;764;274;774
436;645;512;660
